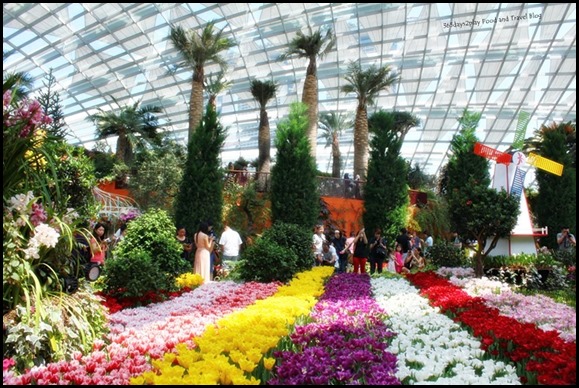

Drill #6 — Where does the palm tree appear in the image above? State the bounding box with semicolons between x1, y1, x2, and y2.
3;51;33;102
250;78;278;177
341;61;400;179
169;21;236;141
279;26;336;160
205;70;232;112
86;99;163;167
318;111;353;178
392;111;420;144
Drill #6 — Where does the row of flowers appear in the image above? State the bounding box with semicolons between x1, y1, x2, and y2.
407;270;576;385
3;267;576;385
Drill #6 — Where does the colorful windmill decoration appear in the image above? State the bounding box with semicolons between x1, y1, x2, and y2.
473;111;562;255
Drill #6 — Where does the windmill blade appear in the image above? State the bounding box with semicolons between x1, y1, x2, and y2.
510;167;528;199
511;111;531;150
474;142;512;164
527;152;564;176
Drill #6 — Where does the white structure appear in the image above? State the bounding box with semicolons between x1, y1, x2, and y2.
491;151;547;256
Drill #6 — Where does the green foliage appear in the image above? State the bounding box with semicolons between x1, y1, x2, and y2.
440;109;491;229
236;238;298;283
36;68;67;139
113;208;188;277
413;191;451;241
458;185;520;276
90;148;117;180
261;222;314;272
50;142;99;220
426;241;466;268
174;104;226;235
130;141;186;215
523;121;576;249
270;102;319;229
4;284;108;373
364;110;409;242
438;109;521;276
407;162;437;191
104;250;175;299
222;181;270;238
553;248;576;267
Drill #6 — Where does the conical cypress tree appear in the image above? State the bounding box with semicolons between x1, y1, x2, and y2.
363;110;409;242
270;102;319;229
174;104;226;235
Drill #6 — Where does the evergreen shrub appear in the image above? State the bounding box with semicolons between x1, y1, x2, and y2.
261;222;314;272
237;238;297;283
105;208;189;298
426;241;466;268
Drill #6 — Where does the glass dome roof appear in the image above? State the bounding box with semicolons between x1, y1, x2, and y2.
3;3;576;177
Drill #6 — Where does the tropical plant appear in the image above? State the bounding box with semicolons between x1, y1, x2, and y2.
36;68;67;139
523;120;576;249
169;21;236;141
413;190;451;241
363;110;409;242
4;285;108;373
341;61;400;179
270;102;319;229
279;25;336;159
318;111;353;178
407;162;437;191
174;104;227;236
86;99;164;167
205;70;232;111
3;51;33;103
250;78;278;177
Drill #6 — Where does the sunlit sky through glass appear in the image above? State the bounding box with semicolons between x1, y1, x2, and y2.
3;3;576;183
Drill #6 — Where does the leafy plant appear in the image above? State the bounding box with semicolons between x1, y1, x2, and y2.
426;241;466;268
261;222;314;272
108;208;189;299
104;250;174;300
236;237;297;283
4;284;108;373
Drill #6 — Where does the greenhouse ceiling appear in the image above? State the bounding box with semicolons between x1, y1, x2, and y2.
3;3;576;177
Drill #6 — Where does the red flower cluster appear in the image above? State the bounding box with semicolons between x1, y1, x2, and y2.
96;287;192;314
406;271;576;385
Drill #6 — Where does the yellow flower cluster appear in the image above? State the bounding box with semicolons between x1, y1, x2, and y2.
131;266;334;385
175;272;204;289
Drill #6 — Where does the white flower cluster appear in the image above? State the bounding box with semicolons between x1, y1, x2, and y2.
23;224;60;259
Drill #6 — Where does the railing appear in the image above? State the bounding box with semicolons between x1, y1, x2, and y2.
93;186;140;219
224;170;365;199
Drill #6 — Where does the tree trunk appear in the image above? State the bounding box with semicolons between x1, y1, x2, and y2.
353;103;369;179
189;73;204;141
257;107;271;192
332;134;341;178
302;72;318;160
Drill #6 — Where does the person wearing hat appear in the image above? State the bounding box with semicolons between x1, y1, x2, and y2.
557;226;576;252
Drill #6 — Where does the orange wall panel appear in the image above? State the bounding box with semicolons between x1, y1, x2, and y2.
321;196;365;237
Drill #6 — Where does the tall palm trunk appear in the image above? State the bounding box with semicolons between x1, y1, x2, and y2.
331;133;341;178
353;104;369;178
257;106;271;191
302;61;318;160
189;71;204;140
116;131;131;165
258;107;271;174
